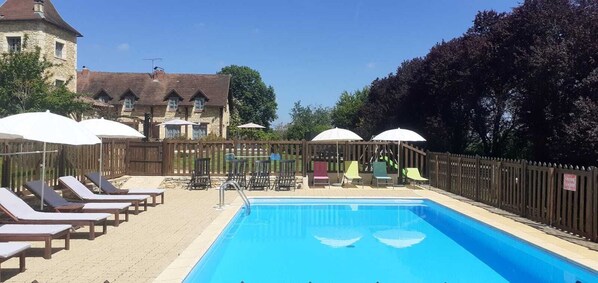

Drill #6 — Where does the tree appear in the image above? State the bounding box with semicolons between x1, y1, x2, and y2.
286;101;331;140
331;87;369;130
0;44;89;117
218;65;277;134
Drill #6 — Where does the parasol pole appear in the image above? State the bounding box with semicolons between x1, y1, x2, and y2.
40;142;46;210
99;137;103;193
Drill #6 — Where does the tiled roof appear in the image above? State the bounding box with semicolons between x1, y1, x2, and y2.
77;70;231;108
0;0;82;37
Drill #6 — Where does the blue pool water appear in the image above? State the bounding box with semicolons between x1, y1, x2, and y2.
184;199;598;283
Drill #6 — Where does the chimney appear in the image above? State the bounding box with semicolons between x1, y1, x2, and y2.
81;66;90;77
33;0;44;15
152;67;165;81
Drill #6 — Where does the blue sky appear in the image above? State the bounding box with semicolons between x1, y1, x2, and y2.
53;0;521;124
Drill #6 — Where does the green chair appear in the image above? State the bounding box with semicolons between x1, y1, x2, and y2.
403;167;428;184
342;161;363;188
371;161;393;187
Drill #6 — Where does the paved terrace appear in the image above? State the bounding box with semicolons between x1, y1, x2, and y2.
3;177;597;282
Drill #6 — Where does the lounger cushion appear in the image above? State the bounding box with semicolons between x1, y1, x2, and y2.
0;242;30;258
127;188;165;194
59;177;149;201
0;224;71;235
82;203;131;210
0;188;111;222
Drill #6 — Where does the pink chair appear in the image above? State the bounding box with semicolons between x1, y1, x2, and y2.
312;161;330;188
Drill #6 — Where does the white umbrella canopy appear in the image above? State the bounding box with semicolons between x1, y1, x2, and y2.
372;128;426;142
79;118;145;139
159;119;196;126
0;110;101;210
79;118;145;192
312;127;362;184
237;122;265;129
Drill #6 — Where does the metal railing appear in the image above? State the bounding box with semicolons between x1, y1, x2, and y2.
218;180;251;215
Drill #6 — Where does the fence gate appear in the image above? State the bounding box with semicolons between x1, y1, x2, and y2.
126;142;163;175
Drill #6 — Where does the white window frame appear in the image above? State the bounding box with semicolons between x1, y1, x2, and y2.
165;125;181;139
123;97;134;111
6;36;22;53
168;97;179;111
194;97;205;112
192;124;207;140
54;40;66;59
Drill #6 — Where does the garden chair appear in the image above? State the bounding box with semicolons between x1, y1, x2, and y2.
249;160;271;190
0;188;110;240
24;181;130;227
403;167;429;184
188;158;211;190
342;161;363;188
371;161;393;187
58;176;149;215
0;224;71;259
0;242;30;281
312;161;330;188
226;159;247;189
275;160;296;191
85;172;165;206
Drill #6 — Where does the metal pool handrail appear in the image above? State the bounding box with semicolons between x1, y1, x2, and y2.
218;180;251;215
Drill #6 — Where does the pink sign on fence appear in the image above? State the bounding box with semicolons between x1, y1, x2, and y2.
563;174;577;192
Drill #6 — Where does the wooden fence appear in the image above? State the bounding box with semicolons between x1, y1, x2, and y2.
0;140;426;192
428;152;598;242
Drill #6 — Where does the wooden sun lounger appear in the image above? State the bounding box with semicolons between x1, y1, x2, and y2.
25;181;131;227
0;242;30;281
58;176;149;214
0;188;110;240
0;224;71;259
86;172;165;206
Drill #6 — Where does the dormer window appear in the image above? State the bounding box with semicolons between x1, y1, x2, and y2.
194;97;205;112
124;97;134;111
168;97;179;111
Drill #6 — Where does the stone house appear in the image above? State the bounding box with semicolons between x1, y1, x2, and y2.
0;0;231;139
0;0;80;92
77;68;231;140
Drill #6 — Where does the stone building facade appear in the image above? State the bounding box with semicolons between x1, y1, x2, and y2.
77;69;231;140
0;0;80;92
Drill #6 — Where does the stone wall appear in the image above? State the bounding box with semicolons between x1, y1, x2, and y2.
0;21;78;92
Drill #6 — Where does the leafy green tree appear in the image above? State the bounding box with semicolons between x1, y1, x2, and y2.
0;45;89;117
286;101;331;140
218;65;277;135
331;87;369;130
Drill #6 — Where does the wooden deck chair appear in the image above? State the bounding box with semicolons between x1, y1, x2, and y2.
226;159;247;189
0;188;110;240
342;161;363;188
249;160;271;190
371;161;393;187
275;160;296;191
85;172;165;206
0;242;29;281
24;181;130;227
403;167;429;184
312;161;330;188
188;158;211;190
0;224;71;259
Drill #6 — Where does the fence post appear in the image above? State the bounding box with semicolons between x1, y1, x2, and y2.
124;140;130;175
435;153;439;188
302;140;308;177
475;155;480;201
57;145;66;181
547;166;555;225
591;167;597;242
446;153;452;192
458;156;463;196
1;150;10;189
520;159;528;217
496;160;502;209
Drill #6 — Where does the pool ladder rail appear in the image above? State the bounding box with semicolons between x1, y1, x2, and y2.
218;180;251;215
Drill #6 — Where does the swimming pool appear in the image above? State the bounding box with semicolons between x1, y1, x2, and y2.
184;199;597;282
